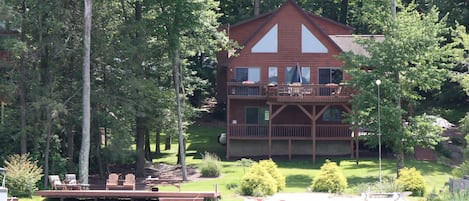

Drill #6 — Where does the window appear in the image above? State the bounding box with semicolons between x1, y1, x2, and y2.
235;67;261;83
318;68;343;84
285;66;310;84
301;67;310;84
322;106;342;122
301;24;328;53
251;24;278;53
268;67;277;84
246;107;269;124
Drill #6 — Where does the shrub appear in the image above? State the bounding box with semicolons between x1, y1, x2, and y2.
352;176;401;194
237;158;254;174
4;153;43;197
199;152;222;177
240;163;277;196
226;182;238;190
427;188;469;201
452;161;469;178
460;113;469;135
258;159;286;191
397;167;426;196
311;160;347;193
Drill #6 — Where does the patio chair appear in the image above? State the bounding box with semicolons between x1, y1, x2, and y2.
48;175;66;190
123;173;136;190
65;174;77;184
105;173;120;190
64;174;85;190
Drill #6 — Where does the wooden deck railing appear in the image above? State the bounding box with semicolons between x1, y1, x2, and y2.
229;124;352;139
227;82;352;102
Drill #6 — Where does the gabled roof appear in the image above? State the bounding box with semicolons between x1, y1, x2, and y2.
229;0;354;48
221;0;356;67
329;35;384;57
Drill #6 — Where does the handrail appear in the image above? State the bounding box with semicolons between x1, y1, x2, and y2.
227;82;352;100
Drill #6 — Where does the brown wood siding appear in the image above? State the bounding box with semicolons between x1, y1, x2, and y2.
226;3;346;85
221;0;360;160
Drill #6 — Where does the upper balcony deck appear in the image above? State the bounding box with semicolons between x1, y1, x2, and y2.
227;82;353;103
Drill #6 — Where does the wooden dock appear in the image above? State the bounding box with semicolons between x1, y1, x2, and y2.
35;190;221;201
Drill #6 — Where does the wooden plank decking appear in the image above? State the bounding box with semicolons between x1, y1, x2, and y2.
36;190;221;201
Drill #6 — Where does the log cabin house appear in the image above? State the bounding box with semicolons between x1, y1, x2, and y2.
216;0;382;162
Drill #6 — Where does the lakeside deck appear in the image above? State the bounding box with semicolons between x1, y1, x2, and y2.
36;190;221;201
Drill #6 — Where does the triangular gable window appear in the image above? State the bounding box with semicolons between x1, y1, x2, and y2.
251;24;278;53
301;24;328;53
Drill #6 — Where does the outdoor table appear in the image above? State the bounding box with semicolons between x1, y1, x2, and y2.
145;177;183;191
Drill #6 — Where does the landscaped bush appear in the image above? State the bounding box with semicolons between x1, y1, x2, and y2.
397;167;426;196
4;153;43;198
237;158;254;174
452;161;469;178
240;163;277;196
258;159;286;191
311;160;347;193
352;176;401;194
199;152;222;177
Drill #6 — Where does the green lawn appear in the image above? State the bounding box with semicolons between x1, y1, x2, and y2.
27;124;452;201
150;124;453;201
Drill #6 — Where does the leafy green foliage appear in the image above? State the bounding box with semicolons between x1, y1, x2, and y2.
340;2;462;174
4;154;43;198
460;113;469;135
199;152;222;177
397;167;426;196
351;176;401;194
311;160;347;193
237;158;254;174
427;188;469;201
240;162;277;196
258;159;286;191
452;161;469;178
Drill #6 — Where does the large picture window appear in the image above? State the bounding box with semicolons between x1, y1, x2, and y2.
236;67;261;83
318;68;343;84
318;68;343;95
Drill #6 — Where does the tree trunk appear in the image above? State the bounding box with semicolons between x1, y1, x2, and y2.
339;0;348;24
165;136;171;150
155;126;161;154
66;125;75;172
145;129;151;161
43;114;53;187
396;150;405;178
19;0;27;154
135;116;146;177
79;0;92;184
172;48;188;181
254;0;260;16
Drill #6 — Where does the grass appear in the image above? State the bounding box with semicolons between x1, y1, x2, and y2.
26;124;453;201
149;124;453;201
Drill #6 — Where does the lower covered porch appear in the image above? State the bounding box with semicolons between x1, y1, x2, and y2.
226;123;358;161
225;103;359;162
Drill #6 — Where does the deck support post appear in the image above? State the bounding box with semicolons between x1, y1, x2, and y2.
355;128;359;164
312;105;316;163
226;98;231;160
268;103;272;158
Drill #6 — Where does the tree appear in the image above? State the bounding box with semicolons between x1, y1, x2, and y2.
340;3;463;176
153;0;229;181
79;0;92;184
